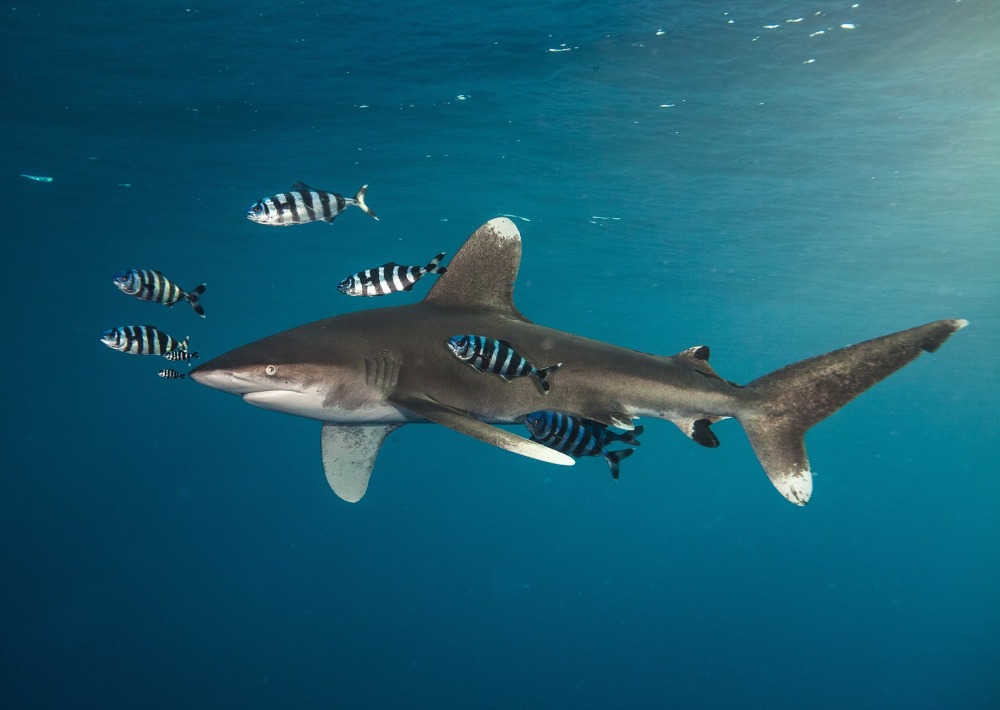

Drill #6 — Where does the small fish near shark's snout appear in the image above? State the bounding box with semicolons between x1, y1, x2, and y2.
191;217;967;507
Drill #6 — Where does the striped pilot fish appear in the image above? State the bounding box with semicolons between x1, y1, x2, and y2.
157;369;186;380
247;182;378;225
163;347;200;365
100;325;189;357
338;252;448;297
523;410;644;479
113;269;206;317
446;335;562;395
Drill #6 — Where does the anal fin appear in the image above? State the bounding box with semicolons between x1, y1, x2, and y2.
671;417;722;448
321;422;400;502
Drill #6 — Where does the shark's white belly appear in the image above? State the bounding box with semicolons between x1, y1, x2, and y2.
242;390;418;424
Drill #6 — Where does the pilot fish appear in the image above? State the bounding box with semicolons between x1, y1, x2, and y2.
447;335;562;394
100;325;188;357
113;269;206;317
523;410;644;479
247;182;378;225
157;369;186;380
163;348;200;365
338;252;448;297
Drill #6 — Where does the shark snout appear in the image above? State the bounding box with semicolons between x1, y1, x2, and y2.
189;365;256;395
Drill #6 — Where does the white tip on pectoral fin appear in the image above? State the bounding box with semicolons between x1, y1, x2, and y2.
321;422;400;503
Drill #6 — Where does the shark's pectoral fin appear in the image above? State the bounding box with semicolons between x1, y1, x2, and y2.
388;391;574;466
321;422;401;502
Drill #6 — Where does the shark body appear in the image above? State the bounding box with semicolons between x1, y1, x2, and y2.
191;217;965;505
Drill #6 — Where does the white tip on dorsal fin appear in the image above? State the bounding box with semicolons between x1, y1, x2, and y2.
424;217;525;317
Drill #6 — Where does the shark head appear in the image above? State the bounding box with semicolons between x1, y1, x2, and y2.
191;338;320;415
190;324;404;423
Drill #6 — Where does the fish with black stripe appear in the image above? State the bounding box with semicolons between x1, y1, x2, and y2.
446;335;562;394
338;252;448;297
247;182;378;226
100;325;189;357
523;410;644;479
157;369;186;380
163;347;200;366
113;269;206;317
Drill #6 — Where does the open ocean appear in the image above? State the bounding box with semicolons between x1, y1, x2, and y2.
2;1;998;708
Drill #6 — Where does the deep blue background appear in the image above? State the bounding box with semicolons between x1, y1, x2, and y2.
2;2;998;708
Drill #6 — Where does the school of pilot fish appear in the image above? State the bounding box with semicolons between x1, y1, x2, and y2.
99;179;670;480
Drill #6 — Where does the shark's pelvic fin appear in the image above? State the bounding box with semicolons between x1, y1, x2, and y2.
739;318;968;506
584;412;636;431
321;422;401;502
424;217;526;317
389;391;575;466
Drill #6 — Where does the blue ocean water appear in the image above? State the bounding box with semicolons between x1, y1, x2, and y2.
2;1;998;707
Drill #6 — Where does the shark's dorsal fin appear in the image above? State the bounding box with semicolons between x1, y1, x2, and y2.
321;422;400;502
676;345;726;381
424;217;524;316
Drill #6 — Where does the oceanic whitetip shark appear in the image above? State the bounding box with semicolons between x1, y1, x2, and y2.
191;217;966;506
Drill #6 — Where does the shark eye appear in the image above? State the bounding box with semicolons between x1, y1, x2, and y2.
265;365;277;376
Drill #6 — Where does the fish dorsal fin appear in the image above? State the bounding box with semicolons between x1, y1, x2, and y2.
424;217;524;316
292;181;311;191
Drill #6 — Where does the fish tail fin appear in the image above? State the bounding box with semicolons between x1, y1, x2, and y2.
618;424;645;446
605;448;634;479
738;319;967;506
187;351;200;366
353;184;379;221
533;362;564;395
425;252;448;275
187;283;206;317
178;336;190;353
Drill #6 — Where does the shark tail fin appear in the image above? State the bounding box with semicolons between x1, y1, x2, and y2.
186;283;206;317
739;319;967;506
352;184;379;221
605;448;634;479
533;362;563;395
